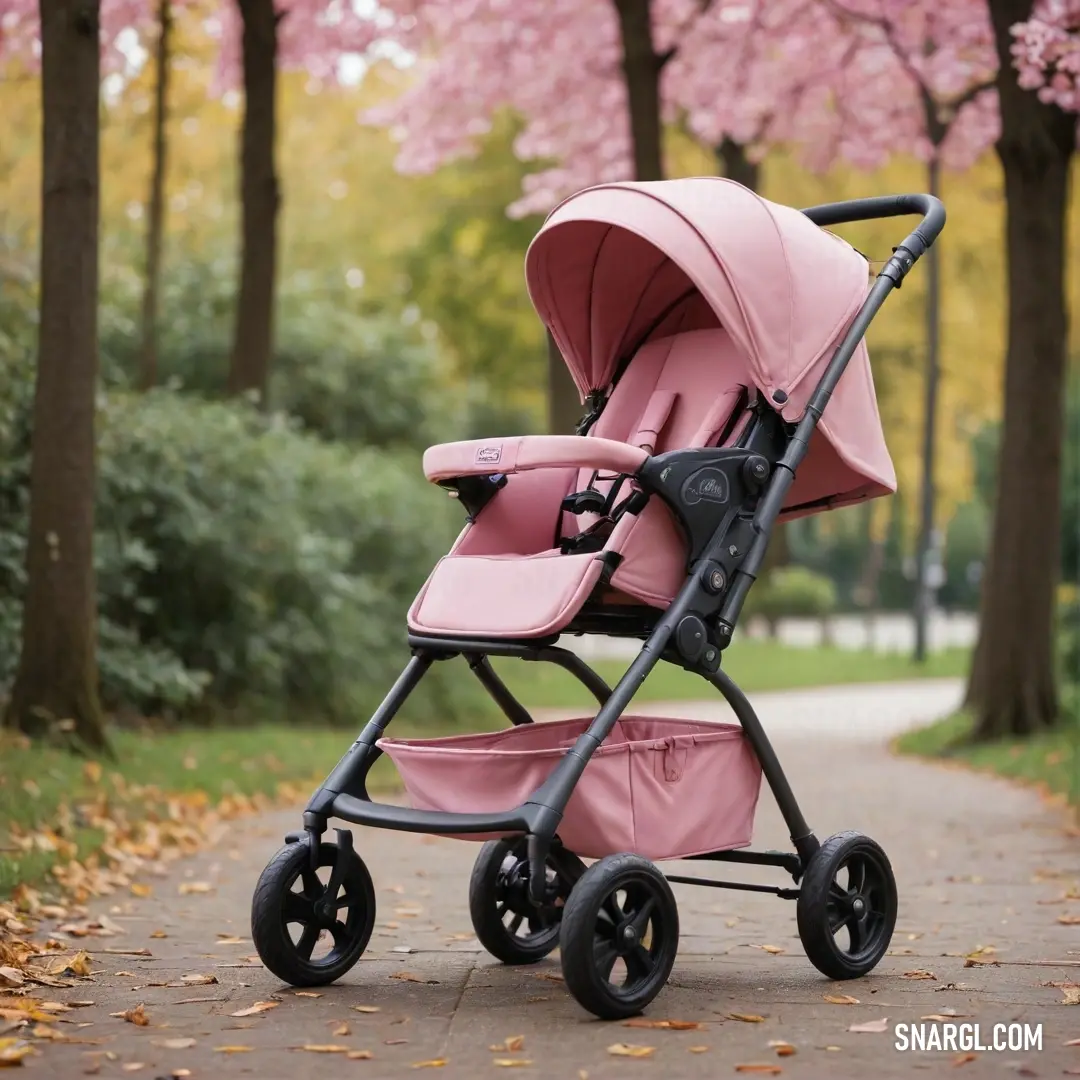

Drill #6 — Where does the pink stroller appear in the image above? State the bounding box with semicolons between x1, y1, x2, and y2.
251;179;945;1020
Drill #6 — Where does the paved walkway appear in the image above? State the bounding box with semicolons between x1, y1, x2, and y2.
29;679;1080;1078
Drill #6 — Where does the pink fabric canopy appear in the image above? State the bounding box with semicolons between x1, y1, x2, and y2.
524;177;896;507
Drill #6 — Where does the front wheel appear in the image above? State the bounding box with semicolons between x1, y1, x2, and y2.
251;838;375;987
469;838;583;965
797;830;897;980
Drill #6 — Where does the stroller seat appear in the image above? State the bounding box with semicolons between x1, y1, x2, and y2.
409;326;752;639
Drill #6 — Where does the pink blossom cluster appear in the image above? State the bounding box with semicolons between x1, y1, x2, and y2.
1012;0;1080;111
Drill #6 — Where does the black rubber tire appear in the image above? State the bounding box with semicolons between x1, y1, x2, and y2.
558;853;679;1020
469;838;582;965
251;840;375;987
797;830;897;980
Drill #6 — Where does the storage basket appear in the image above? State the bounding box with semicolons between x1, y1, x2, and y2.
377;716;762;861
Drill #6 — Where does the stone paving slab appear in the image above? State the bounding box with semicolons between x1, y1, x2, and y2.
26;679;1080;1078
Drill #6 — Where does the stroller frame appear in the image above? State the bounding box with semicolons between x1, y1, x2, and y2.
257;194;945;1015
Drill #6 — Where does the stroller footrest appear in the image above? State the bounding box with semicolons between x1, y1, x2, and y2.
332;793;531;836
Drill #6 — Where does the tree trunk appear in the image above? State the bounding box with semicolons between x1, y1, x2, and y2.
912;154;943;662
964;0;1075;738
227;0;279;401
716;137;760;192
4;0;107;751
612;0;664;181
547;331;581;435
137;0;171;391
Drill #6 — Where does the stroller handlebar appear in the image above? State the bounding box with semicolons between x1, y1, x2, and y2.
800;193;946;261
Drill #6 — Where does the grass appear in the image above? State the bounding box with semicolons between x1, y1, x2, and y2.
492;639;969;711
894;707;1080;803
1;639;968;898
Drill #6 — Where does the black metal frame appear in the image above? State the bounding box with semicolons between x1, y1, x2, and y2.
296;194;946;906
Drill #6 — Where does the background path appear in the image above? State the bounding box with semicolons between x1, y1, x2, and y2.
31;679;1080;1078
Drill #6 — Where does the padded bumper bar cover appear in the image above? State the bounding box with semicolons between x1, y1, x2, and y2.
423;435;648;483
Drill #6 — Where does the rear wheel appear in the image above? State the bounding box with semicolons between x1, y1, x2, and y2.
469;838;583;965
797;831;897;979
559;853;679;1020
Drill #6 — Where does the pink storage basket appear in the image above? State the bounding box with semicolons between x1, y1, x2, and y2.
377;716;763;861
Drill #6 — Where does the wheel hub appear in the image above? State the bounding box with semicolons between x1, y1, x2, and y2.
851;895;866;917
615;921;639;953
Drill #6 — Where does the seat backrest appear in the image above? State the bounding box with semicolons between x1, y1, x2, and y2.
589;327;749;454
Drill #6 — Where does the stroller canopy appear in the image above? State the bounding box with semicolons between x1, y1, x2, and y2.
524;177;896;511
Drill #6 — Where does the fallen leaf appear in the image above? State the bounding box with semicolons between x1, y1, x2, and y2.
489;1036;526;1051
768;1041;796;1057
293;1044;351;1053
170;1072;192;1079
922;1013;971;1021
963;957;999;968
532;973;563;983
149;931;168;940
688;1046;709;1053
216;935;244;944
0;1038;33;1065
180;974;217;986
493;1061;532;1069
389;972;437;984
0;971;24;990
411;1060;447;1069
1064;1038;1080;1046
824;994;860;1005
901;970;937;981
734;1066;782;1075
607;1044;655;1058
1063;987;1080;1005
154;1038;196;1050
352;1005;380;1013
953;1053;977;1066
130;884;152;899
230;1001;279;1017
347;1050;374;1060
178;883;213;896
849;1018;889;1034
760;945;785;955
295;991;323;998
110;1005;149;1026
624;1019;701;1030
214;1045;254;1053
121;1064;145;1073
727;1013;765;1023
333;1023;351;1037
1060;916;1080;926
48;951;93;978
385;1038;408;1046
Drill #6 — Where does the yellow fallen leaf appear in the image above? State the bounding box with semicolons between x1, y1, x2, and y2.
1063;987;1080;1005
348;1050;374;1060
688;1046;709;1053
295;991;323;998
734;1066;782;1075
352;1005;379;1013
607;1044;655;1058
83;761;103;784
727;1013;765;1023
823;994;859;1005
180;974;217;986
768;1041;796;1057
494;1060;532;1068
230;1001;279;1017
178;883;213;896
1061;915;1080;926
170;1071;192;1078
149;931;168;940
110;1005;149;1026
216;936;244;945
760;945;785;955
0;970;24;989
333;1023;351;1037
214;1045;254;1054
0;1038;33;1065
489;1036;526;1051
412;1060;448;1069
294;1045;351;1053
623;1018;701;1030
130;884;152;899
121;1063;146;1073
953;1053;977;1066
901;970;936;980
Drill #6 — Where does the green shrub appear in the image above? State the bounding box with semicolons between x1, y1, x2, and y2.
745;566;839;623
